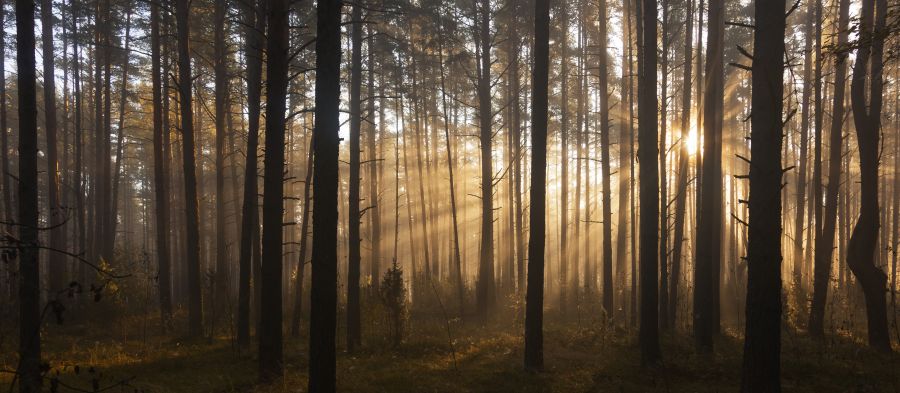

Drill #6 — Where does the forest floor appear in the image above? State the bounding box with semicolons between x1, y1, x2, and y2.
1;308;898;393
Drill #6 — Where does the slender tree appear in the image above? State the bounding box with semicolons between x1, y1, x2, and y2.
694;0;723;351
347;1;363;352
847;0;890;352
598;0;613;319
309;0;342;389
16;0;42;390
41;0;65;293
740;0;786;388
175;0;203;337
237;0;267;349
524;0;550;372
638;0;661;365
150;0;172;326
475;0;495;322
808;0;848;337
259;0;290;381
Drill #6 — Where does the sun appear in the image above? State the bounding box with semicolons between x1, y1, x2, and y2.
685;122;700;156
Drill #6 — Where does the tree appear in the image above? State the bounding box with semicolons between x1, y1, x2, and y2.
16;0;42;390
309;0;342;389
598;0;613;320
41;0;65;293
694;0;723;351
792;0;815;306
637;0;661;365
740;0;786;388
237;0;267;349
524;0;550;372
213;0;229;319
347;1;363;352
0;0;10;224
847;0;891;352
175;0;203;338
669;0;693;328
808;0;848;337
150;0;172;326
259;0;290;381
475;0;495;322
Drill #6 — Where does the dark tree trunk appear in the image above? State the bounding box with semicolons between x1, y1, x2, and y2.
347;1;363;353
638;0;661;365
0;1;10;225
437;25;465;315
657;0;669;332
291;137;314;337
559;2;569;315
41;0;65;293
808;0;848;337
792;0;814;308
150;0;172;326
524;0;549;372
175;0;203;338
308;0;342;389
598;0;613;320
367;25;381;293
847;0;890;352
740;0;786;388
475;0;495;323
213;0;229;321
237;0;266;350
694;0;723;352
16;0;42;389
108;7;132;257
669;0;693;328
259;0;290;381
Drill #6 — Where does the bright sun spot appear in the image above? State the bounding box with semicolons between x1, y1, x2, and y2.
685;122;699;156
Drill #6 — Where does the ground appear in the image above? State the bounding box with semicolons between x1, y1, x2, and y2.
1;310;897;392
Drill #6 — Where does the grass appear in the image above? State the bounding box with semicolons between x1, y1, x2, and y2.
1;309;898;392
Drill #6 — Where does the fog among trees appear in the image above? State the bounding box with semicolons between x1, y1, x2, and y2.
0;0;898;391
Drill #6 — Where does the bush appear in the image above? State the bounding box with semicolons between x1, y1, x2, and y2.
379;260;407;347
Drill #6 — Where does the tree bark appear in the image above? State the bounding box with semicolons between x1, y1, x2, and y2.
847;0;890;352
808;0;848;337
347;1;363;352
150;0;172;327
175;0;203;338
638;0;661;365
524;0;549;372
16;0;42;389
309;0;342;389
740;0;786;388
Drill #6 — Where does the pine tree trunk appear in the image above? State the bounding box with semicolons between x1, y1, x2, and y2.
41;0;65;293
16;0;42;389
237;0;266;350
213;0;229;321
694;0;723;352
808;0;848;337
598;0;613;320
847;0;890;352
637;0;661;365
309;0;342;389
150;0;172;327
524;0;549;371
475;0;495;323
175;0;203;338
346;1;363;352
741;0;786;388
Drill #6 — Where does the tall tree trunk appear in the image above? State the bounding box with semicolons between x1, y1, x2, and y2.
559;2;570;315
475;0;495;323
694;0;723;352
637;0;661;365
150;0;172;327
175;0;203;338
792;0;814;308
259;0;289;381
657;0;670;331
291;136;314;337
237;0;266;349
16;0;42;389
213;0;229;321
309;0;342;389
367;25;382;293
847;0;890;352
108;7;132;257
524;0;549;371
740;0;786;388
808;0;848;337
437;24;465;315
0;0;10;225
598;0;613;319
41;0;65;292
669;0;693;328
346;1;363;352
